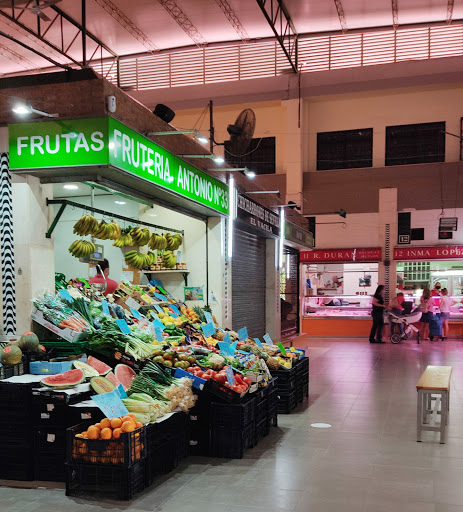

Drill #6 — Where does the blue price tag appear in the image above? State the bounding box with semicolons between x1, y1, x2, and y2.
229;341;238;353
263;333;273;346
155;325;164;342
223;332;231;344
204;311;214;324
101;299;110;315
225;367;235;386
116;319;131;334
254;338;264;349
237;350;249;355
91;388;129;419
168;308;179;318
202;322;216;337
238;327;248;341
130;308;143;319
153;304;163;313
218;342;231;355
170;304;181;316
176;250;182;262
153;318;165;332
58;289;74;302
154;293;168;302
114;384;128;399
152;278;163;287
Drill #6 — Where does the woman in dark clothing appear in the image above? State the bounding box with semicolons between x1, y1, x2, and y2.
369;285;387;343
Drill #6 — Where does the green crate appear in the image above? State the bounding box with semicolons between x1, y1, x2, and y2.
41;340;87;357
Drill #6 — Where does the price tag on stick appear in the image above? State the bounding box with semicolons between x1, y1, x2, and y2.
91;388;129;419
101;299;110;315
223;332;231;344
277;342;287;356
204;311;214;324
225;367;235;386
116;319;131;334
155;325;164;342
254;338;264;349
238;327;248;341
263;333;273;346
202;322;216;337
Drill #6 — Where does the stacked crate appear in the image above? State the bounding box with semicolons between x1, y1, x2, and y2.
295;357;309;403
31;386;98;482
66;423;147;501
188;393;211;456
270;358;309;413
0;380;35;480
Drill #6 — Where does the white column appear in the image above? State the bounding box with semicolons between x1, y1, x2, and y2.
12;175;55;333
266;238;281;340
206;216;227;327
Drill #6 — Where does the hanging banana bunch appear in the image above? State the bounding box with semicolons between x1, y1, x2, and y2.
164;233;183;251
124;251;152;270
113;229;133;248
130;227;150;246
93;221;121;240
73;215;99;236
68;240;96;258
148;233;167;250
162;250;177;269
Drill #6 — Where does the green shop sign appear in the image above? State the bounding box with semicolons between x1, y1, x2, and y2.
9;116;229;215
285;221;314;249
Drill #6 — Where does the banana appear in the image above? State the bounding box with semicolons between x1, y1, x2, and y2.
73;215;100;236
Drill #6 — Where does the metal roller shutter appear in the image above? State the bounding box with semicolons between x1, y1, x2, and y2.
232;229;266;337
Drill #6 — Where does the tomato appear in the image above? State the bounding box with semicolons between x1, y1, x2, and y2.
214;373;227;384
243;377;252;386
231;383;242;393
234;375;245;386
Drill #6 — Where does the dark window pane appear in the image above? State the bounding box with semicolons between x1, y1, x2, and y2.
386;122;445;166
411;228;424;241
224;137;275;175
317;128;373;170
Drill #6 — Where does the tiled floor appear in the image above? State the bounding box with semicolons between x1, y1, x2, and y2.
2;336;463;511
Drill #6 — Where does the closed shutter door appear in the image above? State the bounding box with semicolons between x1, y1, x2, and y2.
281;248;299;337
232;229;266;337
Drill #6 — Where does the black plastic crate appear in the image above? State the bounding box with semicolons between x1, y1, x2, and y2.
35;427;67;452
296;385;304;404
34;453;66;482
303;383;309;398
277;390;297;414
0;417;34;437
211;397;255;428
0;380;35;404
67;423;146;467
66;460;146;501
296;372;309;386
268;387;278;409
255;417;269;443
32;386;92;405
206;378;249;403
0;439;34;481
210;422;255;459
188;431;210;457
269;366;297;386
296;357;309;374
0;361;24;380
255;398;268;422
145;434;178;485
68;404;104;426
268;406;278;427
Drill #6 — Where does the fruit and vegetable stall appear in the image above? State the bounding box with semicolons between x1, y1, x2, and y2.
0;280;308;501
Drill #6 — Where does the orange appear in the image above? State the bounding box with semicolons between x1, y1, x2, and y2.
112;427;122;439
121;420;135;433
121;415;134;424
135;421;143;428
111;417;122;429
86;426;99;440
126;413;137;422
100;418;111;429
100;427;112;440
94;423;102;430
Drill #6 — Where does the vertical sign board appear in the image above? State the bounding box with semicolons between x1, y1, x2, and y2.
236;193;280;238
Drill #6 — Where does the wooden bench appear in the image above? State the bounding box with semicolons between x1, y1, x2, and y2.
416;365;452;444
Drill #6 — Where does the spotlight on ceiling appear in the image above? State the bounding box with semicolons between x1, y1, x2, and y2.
63;184;79;190
12;102;58;118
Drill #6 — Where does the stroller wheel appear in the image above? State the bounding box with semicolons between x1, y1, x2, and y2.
391;333;401;344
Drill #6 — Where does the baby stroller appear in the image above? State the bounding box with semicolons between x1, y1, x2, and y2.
429;313;443;341
389;309;422;344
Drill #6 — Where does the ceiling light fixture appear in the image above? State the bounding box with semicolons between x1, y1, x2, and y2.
208;167;256;178
247;190;280;196
147;129;209;145
12;102;58;118
304;209;347;218
179;154;224;164
63;184;79;190
115;200;126;205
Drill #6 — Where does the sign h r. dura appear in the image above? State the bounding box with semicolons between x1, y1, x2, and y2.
236;193;280;238
300;248;382;263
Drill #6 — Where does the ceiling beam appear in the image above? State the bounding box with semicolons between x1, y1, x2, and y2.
447;0;454;24
333;0;348;33
255;0;298;72
92;0;158;53
214;0;250;42
158;0;207;47
392;0;399;30
0;41;35;70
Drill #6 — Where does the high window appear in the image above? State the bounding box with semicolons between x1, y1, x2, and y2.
224;137;276;175
317;128;373;170
385;122;445;166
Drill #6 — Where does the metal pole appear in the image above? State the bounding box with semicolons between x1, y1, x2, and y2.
206;218;209;307
209;100;214;154
82;0;87;67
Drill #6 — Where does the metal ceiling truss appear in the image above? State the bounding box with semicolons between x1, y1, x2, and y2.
0;0;118;68
214;0;250;42
158;0;207;47
92;0;158;53
447;0;454;24
333;0;348;33
0;40;35;68
255;0;298;72
392;0;399;30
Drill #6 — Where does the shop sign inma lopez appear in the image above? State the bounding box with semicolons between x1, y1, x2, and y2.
394;246;463;260
300;248;382;263
8;117;229;215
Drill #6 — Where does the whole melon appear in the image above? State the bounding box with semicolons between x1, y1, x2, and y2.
1;343;23;365
18;331;40;353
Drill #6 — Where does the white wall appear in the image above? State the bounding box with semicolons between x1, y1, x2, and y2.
406;208;463;246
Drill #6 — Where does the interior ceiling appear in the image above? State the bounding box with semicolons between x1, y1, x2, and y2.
0;0;461;77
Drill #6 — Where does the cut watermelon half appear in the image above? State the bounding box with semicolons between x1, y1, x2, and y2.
114;364;136;391
73;361;99;378
87;355;111;375
105;371;122;388
41;368;85;389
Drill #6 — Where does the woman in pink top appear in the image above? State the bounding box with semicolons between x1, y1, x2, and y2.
419;287;434;341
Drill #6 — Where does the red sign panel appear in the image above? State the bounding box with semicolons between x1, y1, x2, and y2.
300;248;382;263
394;246;463;260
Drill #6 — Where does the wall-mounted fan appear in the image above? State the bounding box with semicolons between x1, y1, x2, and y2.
0;0;62;21
225;108;256;156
